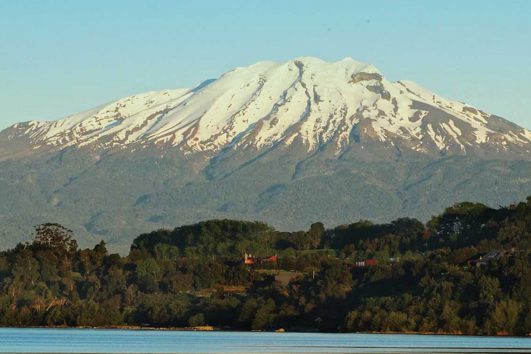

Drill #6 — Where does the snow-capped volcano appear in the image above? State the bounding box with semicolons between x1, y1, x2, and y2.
3;57;530;159
1;57;530;252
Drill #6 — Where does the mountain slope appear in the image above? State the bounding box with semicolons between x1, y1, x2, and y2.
0;57;530;253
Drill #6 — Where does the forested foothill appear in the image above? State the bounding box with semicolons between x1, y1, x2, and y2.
0;197;530;335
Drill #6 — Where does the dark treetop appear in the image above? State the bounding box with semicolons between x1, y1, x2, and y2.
0;197;530;335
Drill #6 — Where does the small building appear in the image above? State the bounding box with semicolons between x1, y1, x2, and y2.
243;253;278;266
244;253;254;265
365;259;378;266
353;259;378;268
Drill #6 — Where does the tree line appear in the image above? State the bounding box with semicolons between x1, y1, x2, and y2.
0;197;529;335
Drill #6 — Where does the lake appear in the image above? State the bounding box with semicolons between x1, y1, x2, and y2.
0;328;530;353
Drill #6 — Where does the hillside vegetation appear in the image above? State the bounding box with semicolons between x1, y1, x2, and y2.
0;197;530;335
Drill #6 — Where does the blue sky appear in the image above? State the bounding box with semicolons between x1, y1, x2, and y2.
1;0;530;129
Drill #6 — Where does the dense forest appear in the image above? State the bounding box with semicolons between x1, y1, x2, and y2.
0;197;530;335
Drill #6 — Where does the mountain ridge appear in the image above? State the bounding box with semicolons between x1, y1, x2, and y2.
2;57;530;161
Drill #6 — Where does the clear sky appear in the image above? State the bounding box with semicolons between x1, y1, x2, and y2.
1;0;530;130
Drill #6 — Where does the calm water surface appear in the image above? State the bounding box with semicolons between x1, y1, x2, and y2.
0;328;530;353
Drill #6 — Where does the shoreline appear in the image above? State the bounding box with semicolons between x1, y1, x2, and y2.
0;325;527;337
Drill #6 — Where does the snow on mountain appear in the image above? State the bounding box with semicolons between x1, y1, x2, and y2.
4;57;531;157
